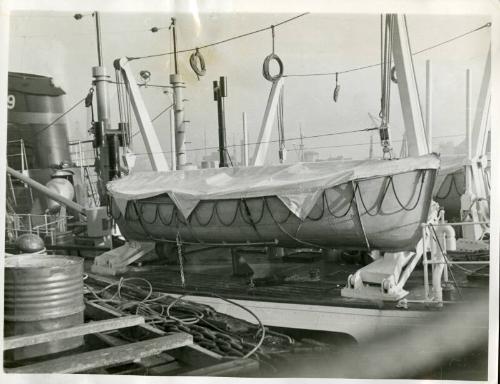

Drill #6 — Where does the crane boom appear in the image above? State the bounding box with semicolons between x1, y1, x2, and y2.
114;58;170;172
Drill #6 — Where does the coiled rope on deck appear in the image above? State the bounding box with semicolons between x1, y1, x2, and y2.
85;277;274;359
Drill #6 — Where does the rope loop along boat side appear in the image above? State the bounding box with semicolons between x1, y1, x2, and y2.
434;171;466;200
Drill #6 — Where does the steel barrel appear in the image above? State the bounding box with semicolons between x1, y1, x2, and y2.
4;254;85;362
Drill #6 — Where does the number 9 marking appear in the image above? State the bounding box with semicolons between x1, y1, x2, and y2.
7;94;16;110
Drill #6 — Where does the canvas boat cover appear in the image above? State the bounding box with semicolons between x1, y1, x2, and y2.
432;155;467;195
107;153;440;220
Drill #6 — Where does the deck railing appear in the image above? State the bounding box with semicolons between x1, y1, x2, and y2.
7;213;73;245
68;139;100;207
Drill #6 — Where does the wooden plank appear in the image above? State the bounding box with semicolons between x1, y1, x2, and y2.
4;315;145;351
92;332;176;369
167;342;222;367
147;361;183;376
85;300;164;335
7;333;193;374
85;300;223;366
179;358;259;376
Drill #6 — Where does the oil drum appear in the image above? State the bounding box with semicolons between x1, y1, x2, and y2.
4;254;85;362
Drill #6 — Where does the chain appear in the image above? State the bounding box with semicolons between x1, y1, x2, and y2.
176;232;186;287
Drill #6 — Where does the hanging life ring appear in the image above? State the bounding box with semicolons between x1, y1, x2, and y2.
390;66;398;84
189;49;206;78
262;53;284;82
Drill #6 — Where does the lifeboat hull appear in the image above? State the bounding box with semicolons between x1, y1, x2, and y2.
111;167;436;251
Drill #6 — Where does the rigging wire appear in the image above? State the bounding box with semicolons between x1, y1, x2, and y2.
378;14;394;159
285;133;465;152
55;19;486;152
277;84;286;162
284;22;491;78
107;79;173;89
130;103;175;138
130;131;465;158
130;126;379;157
127;13;309;61
34;96;87;136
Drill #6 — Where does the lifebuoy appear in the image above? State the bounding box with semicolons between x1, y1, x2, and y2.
262;53;284;82
190;49;206;78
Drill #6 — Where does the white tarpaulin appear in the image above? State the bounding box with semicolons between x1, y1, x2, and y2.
107;153;440;220
432;155;467;195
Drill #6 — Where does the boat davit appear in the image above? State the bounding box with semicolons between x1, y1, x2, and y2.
108;153;439;251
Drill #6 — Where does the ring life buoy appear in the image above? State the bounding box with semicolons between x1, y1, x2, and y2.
190;49;206;78
262;53;284;82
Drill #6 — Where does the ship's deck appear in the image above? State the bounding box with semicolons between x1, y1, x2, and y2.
111;247;488;311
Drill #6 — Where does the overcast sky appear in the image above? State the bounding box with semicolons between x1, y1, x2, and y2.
8;11;491;168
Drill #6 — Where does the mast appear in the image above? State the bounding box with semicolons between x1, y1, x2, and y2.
242;112;249;166
213;77;228;167
90;11;116;204
169;18;187;169
425;60;432;151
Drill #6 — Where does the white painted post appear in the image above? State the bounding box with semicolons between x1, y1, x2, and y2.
425;60;432;151
170;108;176;171
170;74;186;169
422;226;429;300
20;139;25;173
392;15;429;156
462;69;482;240
466;69;472;159
472;48;491;159
242;112;249;166
116;58;169;171
252;78;284;166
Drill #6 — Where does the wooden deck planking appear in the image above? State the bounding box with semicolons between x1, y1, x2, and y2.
119;252;488;311
7;333;193;374
3;315;145;351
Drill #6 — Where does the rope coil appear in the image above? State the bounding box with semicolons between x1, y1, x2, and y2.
84;278;275;359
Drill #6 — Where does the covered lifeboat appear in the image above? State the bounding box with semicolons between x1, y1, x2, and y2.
108;154;440;251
